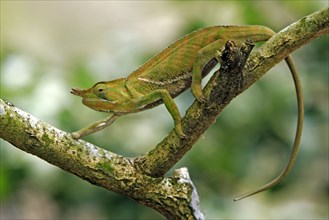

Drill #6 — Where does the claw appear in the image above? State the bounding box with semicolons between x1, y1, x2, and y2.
192;86;206;103
175;124;187;139
196;93;206;103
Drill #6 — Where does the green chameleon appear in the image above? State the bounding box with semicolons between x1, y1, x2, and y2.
71;25;304;201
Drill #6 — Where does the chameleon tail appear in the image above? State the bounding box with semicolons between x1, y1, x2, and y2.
234;55;304;201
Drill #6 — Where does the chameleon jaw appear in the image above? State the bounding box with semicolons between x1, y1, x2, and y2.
71;88;123;113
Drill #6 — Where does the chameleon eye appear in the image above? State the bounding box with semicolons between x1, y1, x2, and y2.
92;83;117;103
93;84;107;99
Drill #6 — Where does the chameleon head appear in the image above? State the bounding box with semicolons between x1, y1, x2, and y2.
71;82;119;113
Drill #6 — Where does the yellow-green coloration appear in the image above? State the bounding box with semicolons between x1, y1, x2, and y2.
71;25;304;201
71;25;278;138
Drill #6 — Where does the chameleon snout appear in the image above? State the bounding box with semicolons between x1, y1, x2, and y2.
71;88;88;97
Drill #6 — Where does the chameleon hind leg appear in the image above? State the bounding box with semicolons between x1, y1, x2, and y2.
135;89;186;138
191;38;246;102
191;38;228;102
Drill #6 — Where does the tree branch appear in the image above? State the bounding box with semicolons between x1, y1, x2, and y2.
134;7;329;177
0;99;204;219
1;39;250;219
1;8;328;219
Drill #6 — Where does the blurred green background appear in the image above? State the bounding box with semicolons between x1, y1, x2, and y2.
1;1;328;219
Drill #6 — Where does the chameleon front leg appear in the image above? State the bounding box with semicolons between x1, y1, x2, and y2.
71;114;120;139
136;89;186;138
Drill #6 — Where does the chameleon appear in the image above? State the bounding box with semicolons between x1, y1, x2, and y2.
71;25;304;201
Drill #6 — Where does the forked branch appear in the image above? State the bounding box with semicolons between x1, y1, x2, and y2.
1;8;328;219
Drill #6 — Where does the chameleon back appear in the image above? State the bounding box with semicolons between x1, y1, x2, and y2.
126;25;275;98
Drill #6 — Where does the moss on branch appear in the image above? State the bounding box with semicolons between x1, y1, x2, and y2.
1;8;328;219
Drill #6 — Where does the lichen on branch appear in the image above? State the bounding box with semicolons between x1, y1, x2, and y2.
1;8;328;219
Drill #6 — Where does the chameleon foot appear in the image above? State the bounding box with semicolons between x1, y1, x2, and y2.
175;124;187;138
191;85;206;103
71;132;81;139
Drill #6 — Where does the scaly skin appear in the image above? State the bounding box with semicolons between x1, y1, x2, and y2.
71;25;276;137
71;25;304;200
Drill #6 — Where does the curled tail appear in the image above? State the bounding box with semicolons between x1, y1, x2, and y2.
234;55;304;201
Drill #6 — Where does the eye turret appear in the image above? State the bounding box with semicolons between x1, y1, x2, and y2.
93;83;108;100
91;80;126;103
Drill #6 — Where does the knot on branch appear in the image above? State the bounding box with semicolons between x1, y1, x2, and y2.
207;40;255;105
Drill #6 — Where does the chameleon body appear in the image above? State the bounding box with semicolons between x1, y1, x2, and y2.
71;25;304;201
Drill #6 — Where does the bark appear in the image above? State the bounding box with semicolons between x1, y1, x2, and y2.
0;99;204;219
1;8;328;219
